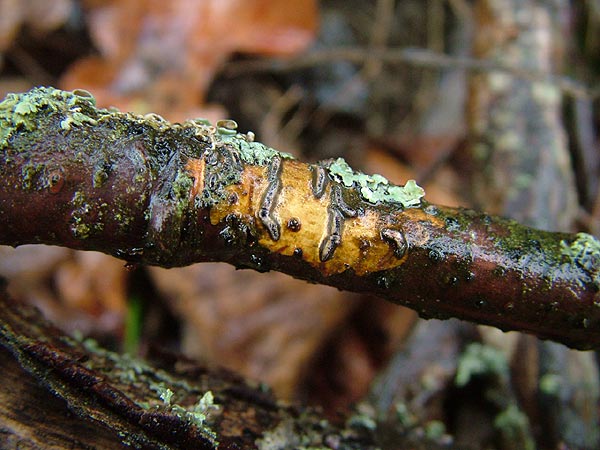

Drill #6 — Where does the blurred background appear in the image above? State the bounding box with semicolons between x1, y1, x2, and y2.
0;1;599;448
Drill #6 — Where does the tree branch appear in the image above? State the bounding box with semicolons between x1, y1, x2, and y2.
1;87;599;349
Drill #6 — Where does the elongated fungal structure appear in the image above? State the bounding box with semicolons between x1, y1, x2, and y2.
1;87;600;349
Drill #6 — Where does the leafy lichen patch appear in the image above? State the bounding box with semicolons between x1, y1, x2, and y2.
455;342;509;387
561;233;600;271
0;87;104;151
150;382;219;442
327;157;425;207
221;133;294;165
561;232;600;287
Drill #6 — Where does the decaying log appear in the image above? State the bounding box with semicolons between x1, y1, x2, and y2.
0;284;379;449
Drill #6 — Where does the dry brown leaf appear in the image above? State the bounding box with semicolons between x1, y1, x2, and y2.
150;263;356;400
0;0;74;51
0;246;127;336
61;0;317;119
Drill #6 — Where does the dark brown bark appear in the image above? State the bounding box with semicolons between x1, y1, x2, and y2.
1;87;600;349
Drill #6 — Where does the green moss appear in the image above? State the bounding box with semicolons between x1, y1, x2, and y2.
328;158;425;207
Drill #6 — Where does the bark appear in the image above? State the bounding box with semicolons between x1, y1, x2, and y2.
1;87;600;349
0;284;378;449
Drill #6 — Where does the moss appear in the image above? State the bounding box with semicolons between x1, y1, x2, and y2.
327;157;425;207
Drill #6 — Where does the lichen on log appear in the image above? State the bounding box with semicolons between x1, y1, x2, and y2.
0;287;378;449
1;87;600;349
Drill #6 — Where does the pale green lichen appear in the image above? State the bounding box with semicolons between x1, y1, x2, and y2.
346;402;377;431
149;381;218;440
20;162;45;190
156;384;175;405
256;419;301;450
561;232;600;272
221;134;294;165
424;420;447;440
328;157;425;207
494;405;534;450
194;117;292;166
172;169;194;201
538;373;562;395
395;402;417;427
0;87;101;150
76;335;220;445
561;232;600;288
455;343;509;387
169;393;219;441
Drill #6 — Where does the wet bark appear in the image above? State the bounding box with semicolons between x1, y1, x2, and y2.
1;87;600;349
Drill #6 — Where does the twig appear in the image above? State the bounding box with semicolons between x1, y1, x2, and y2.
223;47;599;100
1;87;600;349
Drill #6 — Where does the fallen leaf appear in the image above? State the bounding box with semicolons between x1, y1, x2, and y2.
62;0;317;119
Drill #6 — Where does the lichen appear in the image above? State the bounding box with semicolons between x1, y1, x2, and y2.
150;382;219;441
424;420;447;440
346;402;377;431
494;404;534;450
223;134;294;165
211;119;293;165
561;233;600;272
0;87;102;151
455;343;509;387
172;169;194;202
20;162;45;190
155;383;174;405
256;419;301;450
327;157;425;207
538;373;561;395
